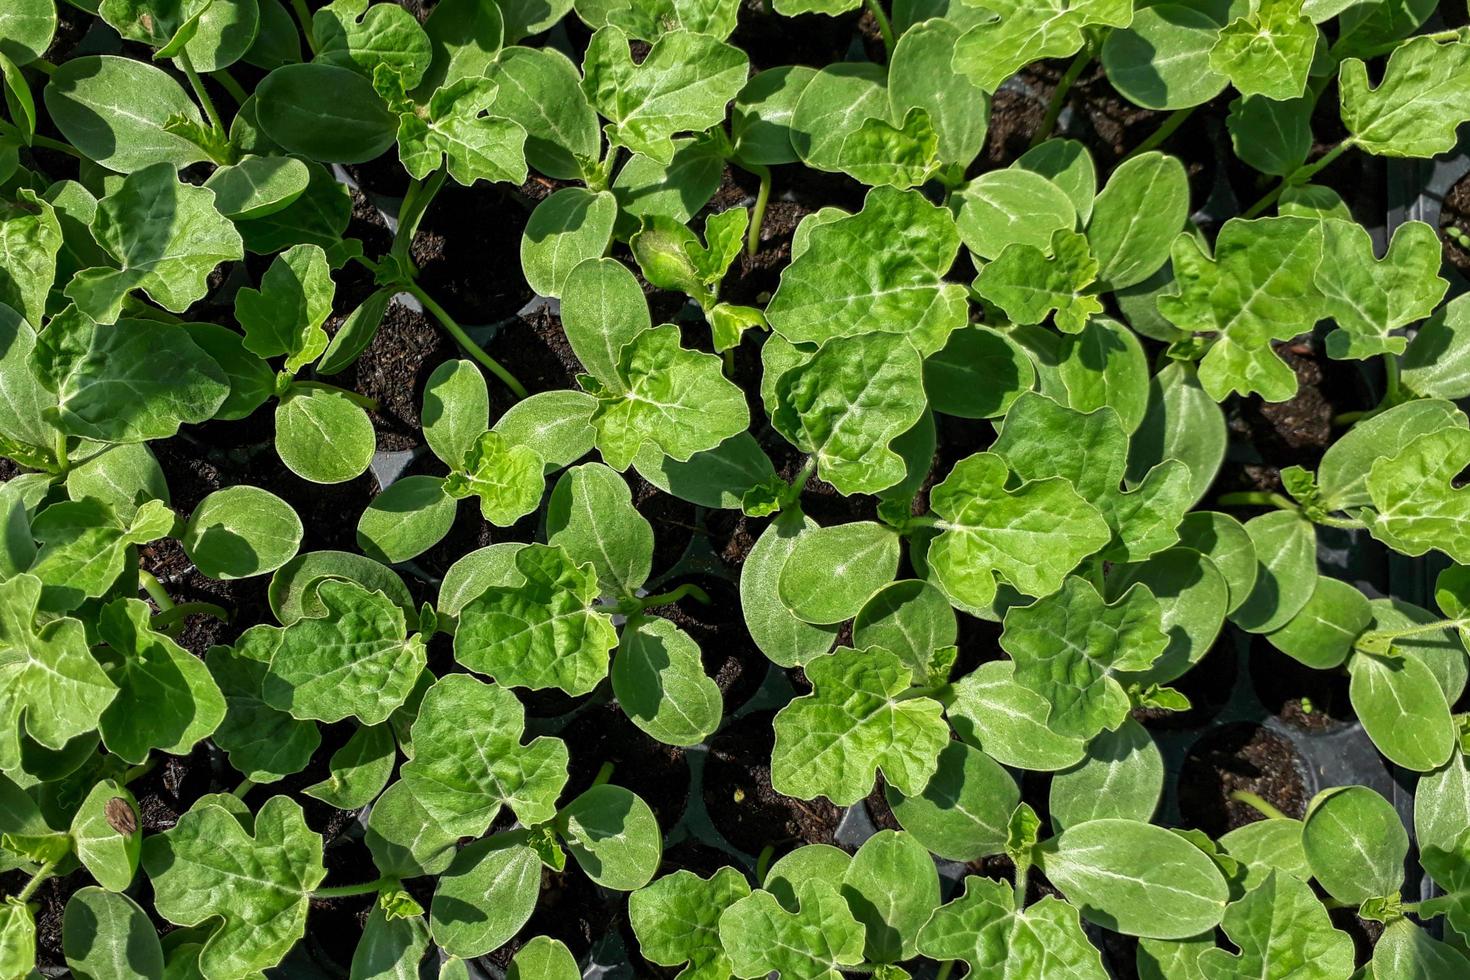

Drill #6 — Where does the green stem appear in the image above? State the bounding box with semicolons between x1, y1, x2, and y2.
178;49;226;139
1316;514;1366;531
897;682;953;705
1030;46;1093;149
394;170;447;264
403;282;529;399
1242;140;1353;219
1229;790;1288;822
591;761;615;788
15;861;56;903
315;877;390;899
1367;618;1468;643
138;570;174;611
29;133;85;159
210;68;248;105
233;777;255;799
25;57;56;76
935;963;954;980
291;380;381;413
1121;106;1196;161
52;431;69;473
151;601;231;632
862;0;895;60
1216;491;1297;512
744;163;771;258
639;583;712;610
1334;409;1370;426
754;844;776;887
1382;352;1401;406
122;759;156;785
291;0;318;53
779;457;818;511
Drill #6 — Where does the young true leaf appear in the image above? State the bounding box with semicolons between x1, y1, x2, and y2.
95;598;225;764
64;163;243;324
545;462;652;598
630;867;751;979
777;522;901;626
581;26;747;164
486;47;599;179
442;431;545;525
522;188;618;298
927;452;1111;610
401;673;569;837
951;0;1133;92
765;187;966;355
1209;0;1317;100
64;443;169;524
0;899;35;980
29;498;174;612
719;879;865;980
31;308;230;443
1003;577;1167;739
973;228;1103;334
455;543;617;694
62;888;164;980
206;626;321;783
771;646;949;806
559;784;662;890
1339;36;1470;158
143;796;327;980
69;781;142;891
314;0;431;85
182;485;304;580
587;323;749;471
1314;219;1446;359
304;723;396;809
1301;786;1407;905
44;56;210;173
1039;818;1230;939
1364;427;1470;563
265;580;426;725
918;875;1107;979
614;614;722;746
235;244;334;373
771;334;927;496
392;77;529;186
1197;870;1355;980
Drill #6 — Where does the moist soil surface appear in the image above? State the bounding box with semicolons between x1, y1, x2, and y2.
1176;722;1311;837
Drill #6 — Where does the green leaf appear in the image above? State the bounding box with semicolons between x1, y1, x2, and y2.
395;77;528;186
1013;317;1153;433
889;18;988;167
1209;0;1317;100
974;228;1103;334
632;430;774;509
771;333;928;496
927;451;1111;609
364;780;456;879
952;0;1132;91
44;55;208;172
235;160;354;254
522;188;617;298
0;897;34;979
1050;718;1163;830
559;783;662;890
778;522;901;626
441;431;545;525
1126;362;1225;511
275;384;376;484
614;615;721;747
1402;295;1470;400
560;257;650;388
886;740;1017;862
589;323;749;471
1348;647;1455;772
64;163;242;323
1176;512;1258;615
1340;36;1470;158
1266;575;1371;669
546;462;652;598
96;598;225;763
955;168;1078;262
771;646;949;806
1302;786;1407;904
64;442;169;524
143;796;327;980
420;0;503;92
765;186;966;355
1227;93;1313;176
205;626;320;783
183;485;303;580
740;511;840;668
454;543;616;695
731;65;815;166
0;189;60;328
1365;427;1470;563
357;476;457;564
0;0;55;65
630;868;751;979
493;390;597;473
828;107;940;189
1315;219;1446;359
507;936;578;980
182;0;263;72
265;580;425;725
1368;597;1465;704
1372;918;1470;980
63;887;163;980
918;875;1107;978
305;723;396;810
923;325;1033;420
270;550;414;626
788;62;888;174
1197;870;1354;980
314;0;430;86
1039;818;1230;939
350;904;429;980
486;47;599;179
0;302;57;453
69;781;141;892
1017;138;1096;220
719;879;865;980
234;244;334;374
581;26;747;163
853;580;957;676
1219;817;1310;890
1103;3;1229;110
840;830;939;963
255;62;399;164
28;497;174;612
1003;577;1167;739
98;0;208;49
31;308;228;443
1422;833;1470;940
430;838;540;957
401;673;568;836
1230;510;1317;634
1086;151;1190;291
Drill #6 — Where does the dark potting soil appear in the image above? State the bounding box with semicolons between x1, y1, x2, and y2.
862;774;903;834
703;711;842;856
1442;169;1470;278
1331;908;1387;969
643;576;770;714
1176;722;1309;837
1131;629;1239;731
337;299;456;452
560;701;692;830
1250;637;1355;732
482;305;587;416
